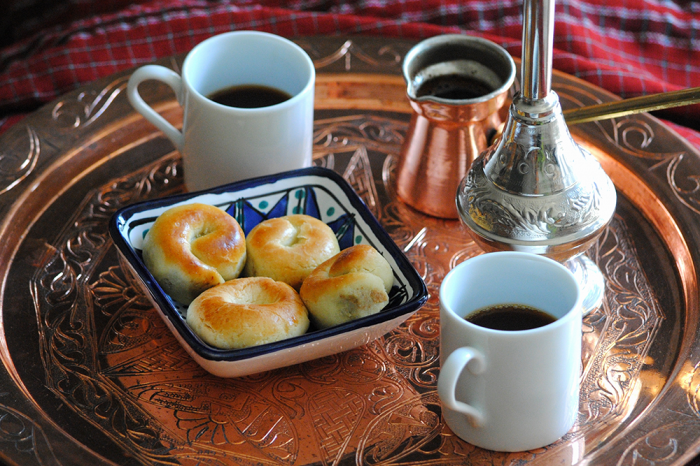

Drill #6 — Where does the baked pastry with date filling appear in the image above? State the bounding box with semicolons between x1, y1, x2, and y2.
300;244;394;328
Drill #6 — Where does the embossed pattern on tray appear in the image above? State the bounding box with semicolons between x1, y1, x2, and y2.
0;36;699;466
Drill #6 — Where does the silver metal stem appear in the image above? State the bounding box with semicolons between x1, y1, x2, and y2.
521;0;554;101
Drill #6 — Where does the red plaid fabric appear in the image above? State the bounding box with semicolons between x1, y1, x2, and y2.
0;0;699;147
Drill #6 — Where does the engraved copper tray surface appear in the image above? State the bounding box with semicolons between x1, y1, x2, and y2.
1;36;699;466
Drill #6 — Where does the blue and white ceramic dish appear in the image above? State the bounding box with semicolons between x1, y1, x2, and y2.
109;167;428;377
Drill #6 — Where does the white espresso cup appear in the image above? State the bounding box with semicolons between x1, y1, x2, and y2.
127;31;315;192
438;252;582;452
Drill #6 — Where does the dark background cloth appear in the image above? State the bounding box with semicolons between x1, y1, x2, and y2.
0;0;698;147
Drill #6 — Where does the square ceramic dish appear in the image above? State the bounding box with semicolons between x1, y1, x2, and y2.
109;167;428;377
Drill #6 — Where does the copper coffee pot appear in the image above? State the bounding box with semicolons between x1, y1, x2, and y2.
395;35;516;219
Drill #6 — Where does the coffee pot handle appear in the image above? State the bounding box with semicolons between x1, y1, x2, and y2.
437;346;487;427
127;65;185;151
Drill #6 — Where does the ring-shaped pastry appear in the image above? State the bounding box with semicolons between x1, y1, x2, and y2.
142;203;246;304
244;214;340;290
186;277;310;349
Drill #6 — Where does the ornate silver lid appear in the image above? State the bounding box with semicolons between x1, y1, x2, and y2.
456;0;617;263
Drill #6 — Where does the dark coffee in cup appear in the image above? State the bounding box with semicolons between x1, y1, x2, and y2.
208;84;292;109
465;304;556;331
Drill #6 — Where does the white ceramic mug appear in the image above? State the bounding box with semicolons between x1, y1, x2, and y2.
127;31;315;192
438;252;582;452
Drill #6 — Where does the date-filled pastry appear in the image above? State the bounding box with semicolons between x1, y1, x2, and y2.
142;203;247;305
244;214;340;290
186;277;310;349
299;244;394;328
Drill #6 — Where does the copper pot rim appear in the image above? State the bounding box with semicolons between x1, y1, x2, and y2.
402;34;516;105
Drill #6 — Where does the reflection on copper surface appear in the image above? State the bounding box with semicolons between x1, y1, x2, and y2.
581;138;699;330
25;118;666;464
52;76;129;129
0;126;40;195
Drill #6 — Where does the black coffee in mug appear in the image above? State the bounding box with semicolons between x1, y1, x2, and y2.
465;304;556;331
208;84;292;109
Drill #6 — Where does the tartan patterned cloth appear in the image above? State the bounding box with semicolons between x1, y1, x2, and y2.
0;0;698;148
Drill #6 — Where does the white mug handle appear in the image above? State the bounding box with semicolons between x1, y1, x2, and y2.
127;65;185;151
438;346;487;427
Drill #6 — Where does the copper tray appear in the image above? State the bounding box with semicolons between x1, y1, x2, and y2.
1;36;699;466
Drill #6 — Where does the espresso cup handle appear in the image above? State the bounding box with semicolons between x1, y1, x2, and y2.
127;65;185;151
438;346;486;427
